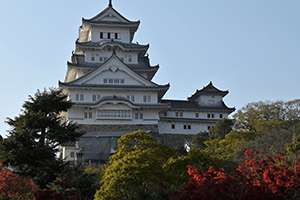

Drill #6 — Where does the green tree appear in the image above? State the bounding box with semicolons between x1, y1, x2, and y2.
0;88;83;188
233;100;300;131
192;119;233;149
95;130;221;200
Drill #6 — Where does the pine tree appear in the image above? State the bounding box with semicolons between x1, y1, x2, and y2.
0;88;83;188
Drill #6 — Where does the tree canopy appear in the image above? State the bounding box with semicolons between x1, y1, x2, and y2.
0;88;83;188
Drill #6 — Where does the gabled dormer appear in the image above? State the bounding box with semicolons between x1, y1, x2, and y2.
188;82;229;107
78;1;140;43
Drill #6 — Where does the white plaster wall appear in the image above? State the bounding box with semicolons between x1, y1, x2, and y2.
158;121;216;134
90;26;130;43
68;106;159;125
85;50;138;64
164;111;228;119
68;90;158;104
198;95;222;106
61;146;76;162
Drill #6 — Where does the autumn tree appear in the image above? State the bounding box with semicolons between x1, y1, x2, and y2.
0;88;83;188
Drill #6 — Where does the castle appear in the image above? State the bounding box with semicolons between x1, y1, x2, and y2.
59;1;235;164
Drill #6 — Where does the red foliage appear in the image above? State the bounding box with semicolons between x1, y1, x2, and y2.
0;162;38;199
173;150;300;200
34;176;91;200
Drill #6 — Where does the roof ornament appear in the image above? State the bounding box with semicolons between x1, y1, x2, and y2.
109;0;113;7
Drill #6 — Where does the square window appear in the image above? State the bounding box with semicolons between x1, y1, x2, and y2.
109;79;113;83
114;79;119;83
120;79;125;84
91;57;95;61
103;79;107;83
99;57;103;61
108;47;112;51
104;57;107;61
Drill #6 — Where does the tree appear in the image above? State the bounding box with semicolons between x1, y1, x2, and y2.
0;162;38;200
95;130;177;199
0;88;83;188
173;150;300;200
95;130;222;200
233;100;300;131
192;119;233;150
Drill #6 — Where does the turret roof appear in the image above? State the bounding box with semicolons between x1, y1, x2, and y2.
188;81;229;101
161;99;235;113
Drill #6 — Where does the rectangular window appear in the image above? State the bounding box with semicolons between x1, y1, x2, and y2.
115;33;118;39
143;95;147;102
195;113;199;118
107;32;111;39
171;124;175;129
70;152;75;157
114;79;119;83
97;95;101;100
135;113;139;119
109;79;113;83
103;79;107;83
121;58;124;61
140;113;143;119
180;113;183;117
207;114;211;118
120;79;125;84
80;94;84;101
175;112;178;117
220;114;223;118
91;57;95;61
184;125;187;129
100;32;103;38
212;114;215;118
128;55;132;62
188;125;191;129
89;112;92;118
208;126;211;130
99;57;103;62
76;94;79;101
148;95;151;102
164;112;167;116
84;112;87;118
104;57;107;61
108;47;112;51
92;95;97;101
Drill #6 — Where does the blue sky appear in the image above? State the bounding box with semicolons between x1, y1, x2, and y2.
0;0;299;137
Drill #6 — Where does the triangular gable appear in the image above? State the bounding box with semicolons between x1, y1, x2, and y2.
89;6;129;23
70;55;157;87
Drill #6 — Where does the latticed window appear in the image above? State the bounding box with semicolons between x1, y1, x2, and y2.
97;110;132;119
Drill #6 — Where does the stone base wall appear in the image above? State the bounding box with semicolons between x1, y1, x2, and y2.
152;133;194;147
78;124;159;133
77;124;195;148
